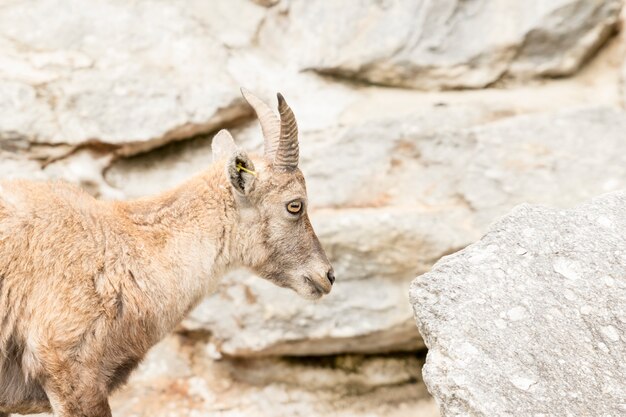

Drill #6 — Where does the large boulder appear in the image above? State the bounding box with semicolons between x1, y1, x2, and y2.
262;0;621;89
410;191;626;417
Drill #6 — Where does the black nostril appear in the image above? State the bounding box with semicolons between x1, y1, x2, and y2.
327;270;335;285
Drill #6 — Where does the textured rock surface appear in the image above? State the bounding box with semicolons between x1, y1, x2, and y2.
264;0;622;89
0;0;256;153
410;191;626;417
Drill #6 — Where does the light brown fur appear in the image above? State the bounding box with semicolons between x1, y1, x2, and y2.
0;132;333;415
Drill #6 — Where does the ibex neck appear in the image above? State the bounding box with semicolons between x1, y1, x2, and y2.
115;163;237;332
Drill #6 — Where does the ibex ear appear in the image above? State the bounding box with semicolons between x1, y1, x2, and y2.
212;129;237;162
226;151;256;196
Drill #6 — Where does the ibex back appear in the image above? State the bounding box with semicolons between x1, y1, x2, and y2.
0;89;334;416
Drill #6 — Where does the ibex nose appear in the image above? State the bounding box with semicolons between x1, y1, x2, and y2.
326;269;335;285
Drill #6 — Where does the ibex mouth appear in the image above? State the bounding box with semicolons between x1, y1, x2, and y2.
305;276;331;296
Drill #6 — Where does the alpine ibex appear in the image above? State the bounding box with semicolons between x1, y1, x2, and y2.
0;89;334;416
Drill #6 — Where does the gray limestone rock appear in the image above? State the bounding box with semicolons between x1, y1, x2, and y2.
411;191;626;417
0;0;256;154
264;0;621;89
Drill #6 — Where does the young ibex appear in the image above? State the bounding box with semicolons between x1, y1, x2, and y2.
0;89;335;416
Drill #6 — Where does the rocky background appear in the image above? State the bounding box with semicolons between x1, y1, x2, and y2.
2;0;625;416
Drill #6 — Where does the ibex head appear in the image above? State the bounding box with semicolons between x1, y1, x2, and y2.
212;89;334;300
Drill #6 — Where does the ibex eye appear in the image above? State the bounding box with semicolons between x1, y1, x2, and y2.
286;200;303;214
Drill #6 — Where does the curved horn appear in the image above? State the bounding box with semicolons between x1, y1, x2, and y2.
274;93;299;170
240;88;280;161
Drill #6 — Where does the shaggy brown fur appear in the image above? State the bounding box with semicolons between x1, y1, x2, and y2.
0;96;333;416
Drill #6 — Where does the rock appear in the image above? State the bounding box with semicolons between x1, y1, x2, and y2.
110;335;439;417
0;0;255;155
263;0;621;89
185;0;267;49
410;191;626;417
251;0;280;7
450;106;626;228
0;152;48;182
313;106;626;222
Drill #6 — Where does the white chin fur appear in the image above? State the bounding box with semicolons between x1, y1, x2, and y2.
294;284;324;300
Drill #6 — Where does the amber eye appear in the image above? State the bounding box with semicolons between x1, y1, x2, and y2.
286;200;303;214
